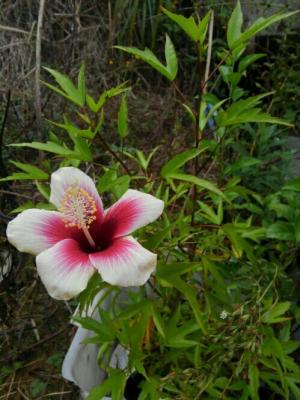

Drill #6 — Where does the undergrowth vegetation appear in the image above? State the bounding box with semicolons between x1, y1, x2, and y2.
1;1;300;399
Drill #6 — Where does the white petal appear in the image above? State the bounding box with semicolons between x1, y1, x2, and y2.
90;236;156;287
62;326;107;391
6;209;71;255
36;238;95;300
50;167;103;216
62;290;107;391
103;189;164;238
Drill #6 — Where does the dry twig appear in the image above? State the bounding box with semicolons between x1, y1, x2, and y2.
35;0;46;131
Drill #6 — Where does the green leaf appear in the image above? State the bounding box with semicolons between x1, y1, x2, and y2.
35;181;50;200
227;1;243;48
88;83;130;113
145;224;172;249
222;223;254;261
159;275;206;334
115;37;177;81
97;169;118;193
77;63;86;104
151;305;166;338
225;157;262;174
202;256;225;287
198;11;211;45
10;201;34;214
231;10;300;49
117;95;128;138
166;324;199;347
10;161;48;177
222;92;273;117
200;99;227;131
117;299;151;320
238;53;266;73
135;147;159;171
165;34;178;80
161;148;206;177
248;364;259;400
139;379;160;400
161;7;199;42
87;369;127;400
43;67;85;107
167;172;225;198
30;379;47;398
217;93;293;127
199;201;221;225
71;135;92;162
86;94;98;112
286;377;300;399
49;119;94;139
47;353;64;367
262;302;291;324
182;103;196;123
74;317;115;342
156;261;202;279
220;110;293;127
10;141;77;157
0;172;35;182
111;175;130;198
0;161;49;181
283;177;300;192
266;221;295;241
217;92;274;125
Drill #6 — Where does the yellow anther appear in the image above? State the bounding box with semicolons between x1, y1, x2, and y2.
60;185;97;230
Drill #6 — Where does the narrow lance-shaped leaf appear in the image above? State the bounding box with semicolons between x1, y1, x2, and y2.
227;0;243;48
182;103;196;123
222;92;274;117
230;10;300;49
77;63;86;105
48;118;94;139
86;370;127;400
43;67;85;107
159;275;206;334
9;142;78;157
261;302;291;324
10;161;48;179
35;181;50;200
117;95;129;138
198;10;212;45
86;83;129;113
216;92;293;127
248;363;260;400
70;135;92;162
218;110;293;127
165;33;178;79
151;305;166;338
161;148;207;177
167;172;226;198
161;7;199;42
238;53;266;73
115;36;178;81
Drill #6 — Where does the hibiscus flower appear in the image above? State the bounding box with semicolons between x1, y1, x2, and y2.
6;167;164;300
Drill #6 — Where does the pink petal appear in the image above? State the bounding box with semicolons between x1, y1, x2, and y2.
36;238;95;300
102;189;164;239
50;167;103;224
6;209;85;255
89;236;156;287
